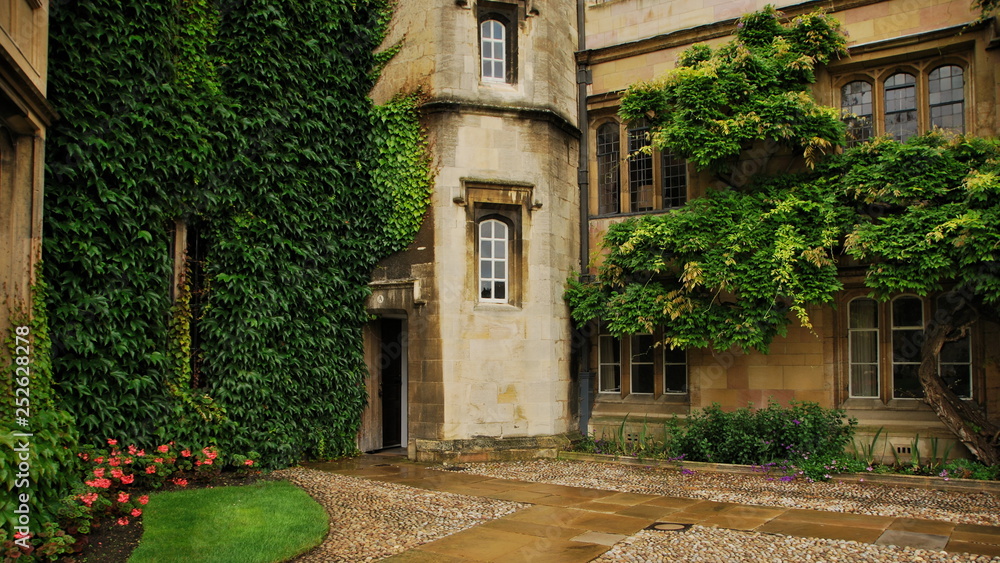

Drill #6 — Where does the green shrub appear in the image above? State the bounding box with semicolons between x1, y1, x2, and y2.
674;400;856;466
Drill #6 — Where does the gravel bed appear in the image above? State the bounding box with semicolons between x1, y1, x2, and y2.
441;460;1000;526
275;466;524;562
595;526;1000;563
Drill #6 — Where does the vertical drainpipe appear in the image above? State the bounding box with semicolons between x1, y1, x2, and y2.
576;0;594;437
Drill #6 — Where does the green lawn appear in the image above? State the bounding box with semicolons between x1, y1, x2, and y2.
128;480;328;563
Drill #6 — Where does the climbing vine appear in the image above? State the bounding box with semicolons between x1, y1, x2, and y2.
42;0;431;475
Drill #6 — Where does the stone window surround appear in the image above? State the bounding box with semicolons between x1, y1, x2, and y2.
596;327;689;401
589;115;689;218
835;55;970;145
477;1;518;85
455;179;538;309
837;289;985;411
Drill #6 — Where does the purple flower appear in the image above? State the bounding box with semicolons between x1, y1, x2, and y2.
792;419;802;425
779;475;794;482
681;468;696;475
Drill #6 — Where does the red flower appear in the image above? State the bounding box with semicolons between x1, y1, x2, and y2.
79;453;90;461
94;456;105;464
79;492;99;507
93;467;106;478
172;478;188;487
110;468;124;479
121;474;135;484
127;445;138;455
203;459;213;465
107;439;118;446
117;517;129;526
108;458;121;467
138;495;150;505
131;508;142;517
157;445;170;454
117;492;130;504
85;478;112;489
181;450;191;457
195;460;203;466
244;459;254;466
154;457;164;464
145;466;157;474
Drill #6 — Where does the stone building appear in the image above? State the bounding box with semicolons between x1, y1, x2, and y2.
361;0;581;461
0;1;55;344
362;0;1000;462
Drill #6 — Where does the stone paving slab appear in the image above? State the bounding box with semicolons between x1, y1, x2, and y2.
307;455;1000;561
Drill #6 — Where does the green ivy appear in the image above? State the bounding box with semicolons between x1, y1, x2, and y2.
42;0;430;477
1;272;82;550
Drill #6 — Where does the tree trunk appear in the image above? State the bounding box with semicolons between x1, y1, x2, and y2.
917;298;1000;466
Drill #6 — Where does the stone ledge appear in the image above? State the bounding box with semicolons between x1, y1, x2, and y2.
414;434;573;463
558;451;1000;495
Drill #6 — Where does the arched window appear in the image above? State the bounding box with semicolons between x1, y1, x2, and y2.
479;219;508;302
841;80;873;147
596;122;620;214
884;73;917;142
891;296;924;399
928;65;964;134
480;19;506;83
848;298;879;398
627;119;653;213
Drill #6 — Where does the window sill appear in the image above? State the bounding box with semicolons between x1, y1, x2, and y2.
596;393;689;404
474;302;521;312
841;397;946;411
590;207;684;220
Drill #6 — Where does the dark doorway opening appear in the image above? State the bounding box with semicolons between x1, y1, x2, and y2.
380;318;404;448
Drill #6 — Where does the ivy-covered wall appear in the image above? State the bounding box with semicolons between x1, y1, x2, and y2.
40;0;430;468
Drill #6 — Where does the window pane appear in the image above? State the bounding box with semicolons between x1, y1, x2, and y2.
600;335;621;363
884;73;917;142
480;221;492;238
663;347;685;364
893;329;923;363
849;299;878;329
631;334;654;363
480;261;492;279
597;123;621;215
662;150;687;208
628;120;653;212
599;335;622;393
480;240;491;258
494;281;505;300
892;297;923;327
482;41;492;59
494;61;504;79
850;331;878;363
940;363;970;398
480;281;492;299
631;364;655;393
664;364;687;393
494;221;507;238
841;81;873;146
492;21;503;39
494;240;505;259
599;365;621;393
851;364;879;398
940;334;970;363
893;363;923;399
495;260;505;278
